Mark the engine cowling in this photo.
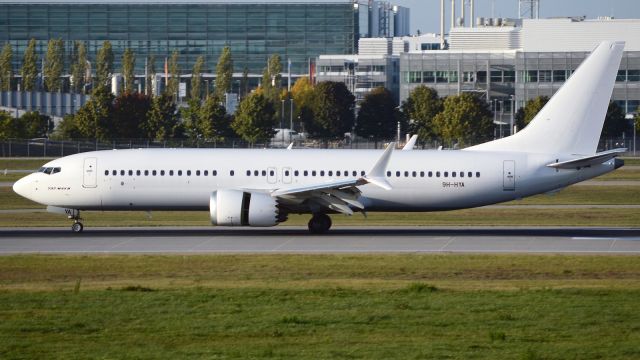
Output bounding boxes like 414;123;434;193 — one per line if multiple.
210;190;283;227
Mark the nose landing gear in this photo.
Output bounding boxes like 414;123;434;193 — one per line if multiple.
308;213;332;234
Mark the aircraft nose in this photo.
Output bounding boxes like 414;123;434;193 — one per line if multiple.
13;176;31;198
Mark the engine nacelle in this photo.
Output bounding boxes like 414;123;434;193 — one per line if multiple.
210;190;282;227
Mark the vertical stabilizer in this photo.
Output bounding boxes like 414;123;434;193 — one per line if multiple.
467;41;625;155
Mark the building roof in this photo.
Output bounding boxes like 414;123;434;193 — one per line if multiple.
0;0;353;4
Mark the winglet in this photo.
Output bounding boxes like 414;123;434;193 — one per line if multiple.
286;143;294;150
402;135;418;150
363;142;394;190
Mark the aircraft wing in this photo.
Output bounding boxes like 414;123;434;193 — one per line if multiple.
268;143;395;215
546;148;626;169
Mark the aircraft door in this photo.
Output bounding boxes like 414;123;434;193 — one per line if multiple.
282;167;292;184
267;167;277;184
503;160;515;191
83;157;98;188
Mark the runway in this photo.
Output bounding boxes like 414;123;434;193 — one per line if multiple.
0;226;639;254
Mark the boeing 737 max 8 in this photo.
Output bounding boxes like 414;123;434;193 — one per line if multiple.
13;41;627;233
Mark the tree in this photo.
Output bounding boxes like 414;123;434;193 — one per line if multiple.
0;111;20;139
215;46;233;99
401;86;442;141
145;55;156;97
182;98;202;141
53;114;83;140
165;50;180;99
515;96;549;130
70;41;88;94
240;67;249;98
199;94;231;141
144;93;179;140
191;55;205;100
19;111;53;138
21;39;38;91
0;43;12;91
44;39;64;92
75;85;114;140
112;92;152;138
96;40;114;88
232;92;276;144
291;76;314;120
305;81;355;139
432;92;493;146
356;87;399;139
122;48;136;93
601;101;630;139
268;54;282;90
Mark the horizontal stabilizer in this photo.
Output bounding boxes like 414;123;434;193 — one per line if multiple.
546;148;626;169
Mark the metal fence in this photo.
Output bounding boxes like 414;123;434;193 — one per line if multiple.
0;137;637;158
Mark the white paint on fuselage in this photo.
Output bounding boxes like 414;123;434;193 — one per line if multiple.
13;148;615;213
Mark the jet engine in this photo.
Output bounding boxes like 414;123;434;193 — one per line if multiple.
210;190;285;227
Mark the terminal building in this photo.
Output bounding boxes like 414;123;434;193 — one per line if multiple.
0;0;409;89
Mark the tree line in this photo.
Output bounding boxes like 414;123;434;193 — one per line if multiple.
0;39;637;145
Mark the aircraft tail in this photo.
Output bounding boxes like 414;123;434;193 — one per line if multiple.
467;41;625;155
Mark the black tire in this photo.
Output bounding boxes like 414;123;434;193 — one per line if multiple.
308;214;332;234
71;222;83;233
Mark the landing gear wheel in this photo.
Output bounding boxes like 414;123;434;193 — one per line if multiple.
71;222;83;233
308;214;332;234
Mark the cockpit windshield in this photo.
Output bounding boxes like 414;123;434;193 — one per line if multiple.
37;167;61;175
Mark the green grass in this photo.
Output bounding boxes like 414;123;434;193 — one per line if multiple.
0;173;27;182
595;167;640;180
0;254;638;359
620;157;640;166
0;158;55;170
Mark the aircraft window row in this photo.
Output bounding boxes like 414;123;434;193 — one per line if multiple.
386;170;481;178
37;167;61;175
244;170;367;177
104;169;219;177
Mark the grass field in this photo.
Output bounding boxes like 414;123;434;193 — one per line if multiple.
0;254;638;359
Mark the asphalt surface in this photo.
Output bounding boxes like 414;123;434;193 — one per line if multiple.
0;226;638;254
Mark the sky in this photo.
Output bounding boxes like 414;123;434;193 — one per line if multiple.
392;0;640;35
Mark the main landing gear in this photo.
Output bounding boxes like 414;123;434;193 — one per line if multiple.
308;213;332;234
69;211;84;233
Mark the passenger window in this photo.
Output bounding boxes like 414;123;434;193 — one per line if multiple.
120;170;125;176
213;170;217;176
420;171;424;177
460;172;464;178
444;172;448;178
269;170;274;176
352;171;357;176
360;171;365;176
128;170;133;176
112;170;117;176
230;170;235;176
337;171;341;176
404;171;409;177
187;170;191;176
152;170;157;176
137;170;141;176
178;170;182;176
104;170;109;176
436;171;440;177
169;170;174;176
285;170;290;176
294;170;299;176
246;170;251;176
476;172;480;178
386;171;391;177
261;170;266;176
396;171;400;177
468;172;472;178
161;170;165;176
144;170;149;176
412;171;417;177
304;170;308;176
254;170;259;176
428;171;433;177
312;171;317;176
320;170;325;176
204;170;209;176
196;170;200;176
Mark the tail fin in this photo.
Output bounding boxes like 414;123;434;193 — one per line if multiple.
467;41;625;155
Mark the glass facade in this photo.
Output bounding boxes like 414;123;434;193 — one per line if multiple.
0;1;358;75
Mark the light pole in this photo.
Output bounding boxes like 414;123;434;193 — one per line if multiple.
281;99;285;143
510;94;515;135
492;99;497;139
289;98;293;131
626;113;636;156
499;100;504;138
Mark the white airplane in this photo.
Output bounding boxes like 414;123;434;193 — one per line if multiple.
13;41;626;234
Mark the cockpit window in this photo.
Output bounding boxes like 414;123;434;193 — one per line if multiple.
37;167;61;175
